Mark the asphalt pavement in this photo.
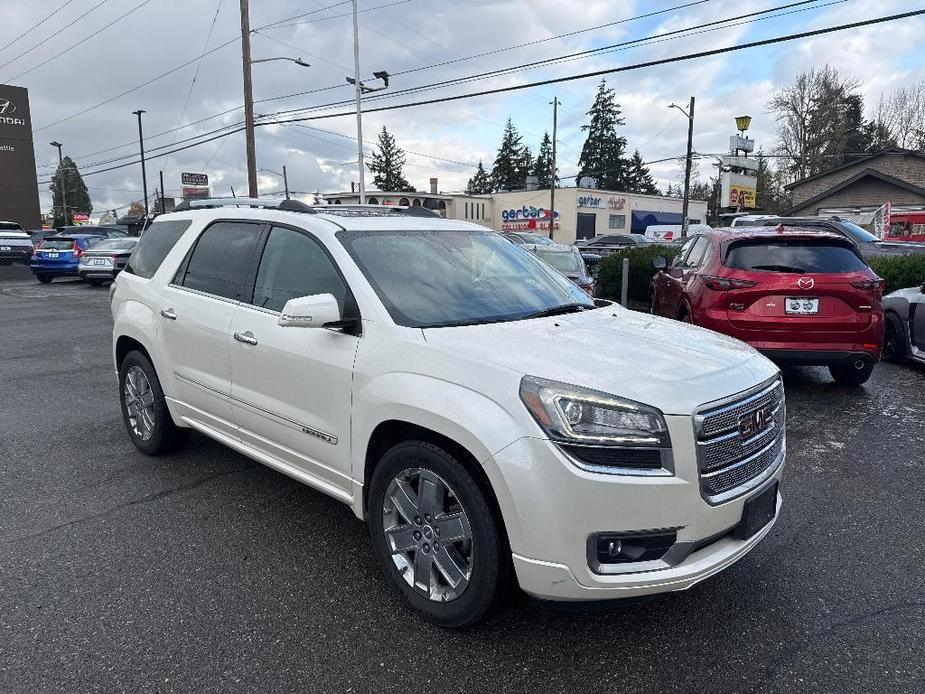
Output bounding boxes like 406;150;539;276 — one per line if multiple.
1;264;923;694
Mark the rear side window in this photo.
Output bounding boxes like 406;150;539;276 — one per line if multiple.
180;221;262;300
125;220;192;278
725;240;868;273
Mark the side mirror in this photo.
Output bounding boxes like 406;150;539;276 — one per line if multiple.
653;256;668;270
278;293;341;328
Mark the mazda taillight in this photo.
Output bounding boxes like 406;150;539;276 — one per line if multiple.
703;275;756;291
851;278;885;292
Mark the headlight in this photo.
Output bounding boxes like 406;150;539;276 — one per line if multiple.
519;376;672;474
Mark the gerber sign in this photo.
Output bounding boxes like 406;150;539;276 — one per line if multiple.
0;84;41;229
500;205;560;232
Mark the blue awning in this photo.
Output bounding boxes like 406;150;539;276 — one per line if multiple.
631;210;682;233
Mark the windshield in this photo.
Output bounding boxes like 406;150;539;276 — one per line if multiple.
533;248;582;274
725;240;868;273
338;229;594;328
88;238;136;251
516;233;555;245
837;221;879;244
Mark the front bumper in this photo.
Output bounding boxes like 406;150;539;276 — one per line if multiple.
488;420;785;602
0;249;33;265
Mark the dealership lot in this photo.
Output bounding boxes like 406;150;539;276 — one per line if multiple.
1;264;923;694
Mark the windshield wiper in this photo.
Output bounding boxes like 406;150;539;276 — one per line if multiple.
749;264;806;273
522;303;590;319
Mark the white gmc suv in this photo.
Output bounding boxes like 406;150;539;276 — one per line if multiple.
111;199;785;627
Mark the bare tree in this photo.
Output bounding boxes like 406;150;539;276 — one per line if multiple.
768;66;864;181
873;80;925;149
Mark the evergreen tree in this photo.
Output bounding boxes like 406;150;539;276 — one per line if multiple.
465;161;492;195
50;156;91;226
625;150;659;195
517;145;533;187
367;126;415;191
491;118;526;191
577;80;629;190
754;152;789;214
532;132;555;188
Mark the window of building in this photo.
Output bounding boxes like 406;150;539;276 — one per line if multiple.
608;214;626;230
368;197;379;205
251;226;347;313
465;202;469;219
180;222;262;300
399;198;410;206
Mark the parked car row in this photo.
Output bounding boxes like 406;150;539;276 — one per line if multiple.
24;226;137;285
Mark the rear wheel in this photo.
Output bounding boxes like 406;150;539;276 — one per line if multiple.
36;274;52;283
368;441;509;628
830;359;874;386
882;313;907;363
118;350;190;455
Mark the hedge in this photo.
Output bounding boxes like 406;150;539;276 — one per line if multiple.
595;245;925;303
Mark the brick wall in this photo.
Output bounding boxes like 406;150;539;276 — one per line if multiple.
789;153;925;210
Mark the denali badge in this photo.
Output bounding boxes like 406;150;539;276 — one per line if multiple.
738;404;773;440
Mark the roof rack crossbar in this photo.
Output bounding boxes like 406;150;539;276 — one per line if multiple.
173;197;316;213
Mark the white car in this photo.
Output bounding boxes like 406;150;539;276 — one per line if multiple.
111;198;786;627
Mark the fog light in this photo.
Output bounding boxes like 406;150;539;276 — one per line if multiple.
592;530;677;565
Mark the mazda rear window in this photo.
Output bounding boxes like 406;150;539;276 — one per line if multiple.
125;220;192;278
725;240;867;273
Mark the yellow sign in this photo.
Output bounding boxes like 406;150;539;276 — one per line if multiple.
729;183;756;208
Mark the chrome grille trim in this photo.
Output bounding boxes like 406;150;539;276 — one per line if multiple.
694;375;786;504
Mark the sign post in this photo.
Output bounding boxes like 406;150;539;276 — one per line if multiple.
181;172;210;200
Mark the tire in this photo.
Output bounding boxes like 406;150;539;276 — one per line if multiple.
87;278;104;286
677;304;692;323
829;359;875;386
118;350;190;455
882;313;907;364
368;440;510;628
36;274;52;283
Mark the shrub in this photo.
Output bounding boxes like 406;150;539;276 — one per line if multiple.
867;253;925;293
596;244;677;304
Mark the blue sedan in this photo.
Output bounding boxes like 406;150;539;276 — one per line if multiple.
30;234;104;283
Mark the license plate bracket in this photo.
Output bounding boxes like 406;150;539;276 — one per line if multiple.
734;482;778;540
785;297;819;315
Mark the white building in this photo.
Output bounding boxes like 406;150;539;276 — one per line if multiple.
323;180;708;245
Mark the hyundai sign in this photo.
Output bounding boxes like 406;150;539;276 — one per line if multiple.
0;84;41;228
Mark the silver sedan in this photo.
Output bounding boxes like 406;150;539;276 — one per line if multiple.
883;284;925;365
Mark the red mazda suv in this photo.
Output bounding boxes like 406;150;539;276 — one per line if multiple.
650;227;885;385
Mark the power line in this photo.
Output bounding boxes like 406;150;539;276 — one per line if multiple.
38;9;924;184
5;0;157;83
0;0;80;54
260;0;412;30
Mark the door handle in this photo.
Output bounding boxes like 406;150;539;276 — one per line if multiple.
160;308;177;320
234;331;258;346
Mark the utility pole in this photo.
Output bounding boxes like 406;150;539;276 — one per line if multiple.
549;97;559;241
132;110;149;222
681;96;695;238
283;164;290;200
240;0;258;198
159;170;166;214
50;141;68;224
351;0;366;204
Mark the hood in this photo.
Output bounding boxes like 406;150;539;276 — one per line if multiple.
422;305;778;415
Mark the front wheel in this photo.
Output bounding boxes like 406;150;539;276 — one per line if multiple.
118;350;190;455
36;274;52;283
368;441;509;628
86;278;104;286
830;359;874;386
882;313;906;363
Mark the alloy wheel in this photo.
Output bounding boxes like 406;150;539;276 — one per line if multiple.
124;365;156;441
382;468;473;603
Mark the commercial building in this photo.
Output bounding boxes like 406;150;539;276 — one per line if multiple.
786;148;925;223
0;84;41;229
324;179;707;245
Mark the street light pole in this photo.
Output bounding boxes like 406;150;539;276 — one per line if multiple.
351;0;366;204
50;141;68;224
669;96;695;238
132;110;149;222
240;0;258;198
549;96;559;241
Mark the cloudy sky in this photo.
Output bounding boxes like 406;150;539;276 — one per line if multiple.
1;0;922;217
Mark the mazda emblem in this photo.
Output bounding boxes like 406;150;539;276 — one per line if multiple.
797;276;815;290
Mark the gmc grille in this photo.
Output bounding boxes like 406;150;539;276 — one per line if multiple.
694;377;785;504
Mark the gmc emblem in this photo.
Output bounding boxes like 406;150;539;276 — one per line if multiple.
738;404;773;440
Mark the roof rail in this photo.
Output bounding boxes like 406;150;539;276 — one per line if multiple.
173;197;316;213
318;204;440;218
